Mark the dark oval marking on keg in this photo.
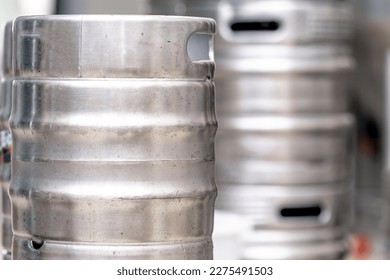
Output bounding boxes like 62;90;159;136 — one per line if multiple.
31;239;44;250
280;206;322;218
230;20;280;32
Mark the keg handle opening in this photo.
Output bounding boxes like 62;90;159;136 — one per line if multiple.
217;0;287;43
279;205;322;218
230;20;281;32
186;33;214;62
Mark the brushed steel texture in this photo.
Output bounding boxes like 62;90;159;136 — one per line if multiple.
10;15;217;260
1;21;13;261
13;15;215;79
216;74;350;115
11;81;216;242
216;115;355;185
13;237;212;260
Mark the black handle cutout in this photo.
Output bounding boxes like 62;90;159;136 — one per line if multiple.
280;206;322;218
31;240;44;250
230;21;280;32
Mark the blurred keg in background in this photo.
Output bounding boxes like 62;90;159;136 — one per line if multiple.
0;22;12;261
150;0;355;259
10;15;217;259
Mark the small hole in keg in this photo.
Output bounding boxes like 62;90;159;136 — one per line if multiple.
187;33;213;62
280;206;322;218
31;240;44;250
230;21;280;32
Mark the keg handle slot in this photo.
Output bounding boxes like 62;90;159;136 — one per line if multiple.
186;33;214;62
280;205;322;218
230;20;281;32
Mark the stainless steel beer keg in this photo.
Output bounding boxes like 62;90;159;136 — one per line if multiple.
150;0;355;259
10;15;217;260
1;21;13;261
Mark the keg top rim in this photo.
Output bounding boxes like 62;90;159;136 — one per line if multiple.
13;14;216;79
14;14;216;25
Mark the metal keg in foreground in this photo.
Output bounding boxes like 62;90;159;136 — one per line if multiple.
10;15;217;260
150;0;355;259
1;22;13;261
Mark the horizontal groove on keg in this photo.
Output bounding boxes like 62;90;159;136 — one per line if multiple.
230;21;280;32
280;206;322;218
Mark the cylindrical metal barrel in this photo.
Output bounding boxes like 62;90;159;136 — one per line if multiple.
149;0;355;259
10;15;217;260
1;21;13;261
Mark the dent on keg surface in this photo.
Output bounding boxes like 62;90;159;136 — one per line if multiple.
149;0;355;260
10;15;217;260
1;21;13;261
